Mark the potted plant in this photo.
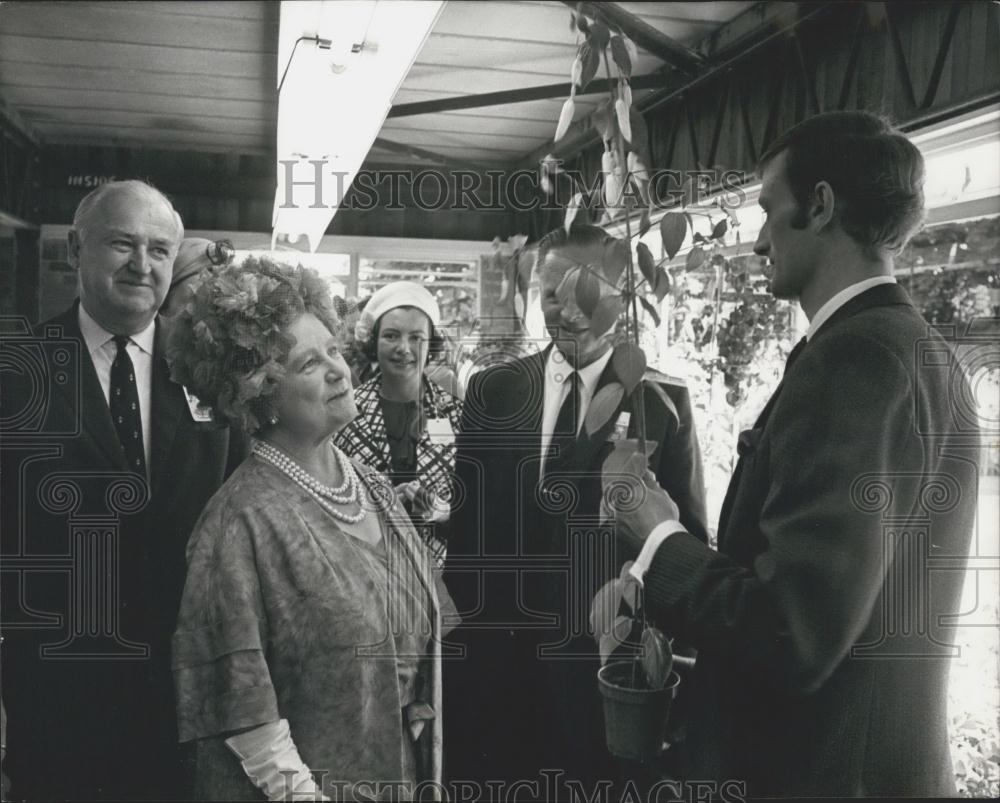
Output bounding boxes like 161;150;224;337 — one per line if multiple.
590;554;680;762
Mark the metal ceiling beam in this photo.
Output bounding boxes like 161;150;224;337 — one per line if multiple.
567;1;706;76
371;137;484;173
387;73;666;118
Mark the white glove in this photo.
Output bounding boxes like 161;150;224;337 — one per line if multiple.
225;719;328;801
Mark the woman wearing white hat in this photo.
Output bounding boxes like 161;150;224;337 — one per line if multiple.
334;282;463;566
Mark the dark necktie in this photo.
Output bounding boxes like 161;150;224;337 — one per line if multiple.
110;335;146;476
547;370;581;468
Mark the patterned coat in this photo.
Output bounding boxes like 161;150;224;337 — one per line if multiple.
335;374;463;565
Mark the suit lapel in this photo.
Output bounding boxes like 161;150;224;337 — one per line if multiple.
718;282;916;540
48;304;128;470
150;318;184;495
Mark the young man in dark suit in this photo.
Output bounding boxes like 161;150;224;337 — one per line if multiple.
1;181;242;800
609;112;982;797
443;225;708;797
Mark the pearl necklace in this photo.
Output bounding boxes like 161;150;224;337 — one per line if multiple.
253;440;366;524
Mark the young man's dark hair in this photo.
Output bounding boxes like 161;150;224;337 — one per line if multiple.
758;111;925;256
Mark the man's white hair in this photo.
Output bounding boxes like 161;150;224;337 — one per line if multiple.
72;180;184;243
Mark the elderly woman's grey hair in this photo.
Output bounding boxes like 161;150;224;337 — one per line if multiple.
72;180;184;243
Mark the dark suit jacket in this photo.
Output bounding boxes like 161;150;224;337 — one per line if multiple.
443;345;708;790
1;303;243;800
641;284;980;796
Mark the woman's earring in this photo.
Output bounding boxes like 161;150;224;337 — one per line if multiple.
268;414;279;426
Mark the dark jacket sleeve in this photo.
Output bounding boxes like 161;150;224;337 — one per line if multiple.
443;369;487;612
653;380;709;544
642;334;923;696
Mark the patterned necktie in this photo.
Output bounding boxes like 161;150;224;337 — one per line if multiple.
548;370;581;467
109;335;146;476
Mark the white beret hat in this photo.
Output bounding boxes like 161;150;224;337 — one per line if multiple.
355;281;441;343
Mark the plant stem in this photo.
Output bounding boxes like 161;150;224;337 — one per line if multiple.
603;46;647;456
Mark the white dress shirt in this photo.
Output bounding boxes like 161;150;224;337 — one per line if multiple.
539;345;613;478
78;304;155;470
629;275;900;585
807;275;897;340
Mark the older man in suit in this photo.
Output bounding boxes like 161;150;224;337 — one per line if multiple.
1;180;242;800
609;112;982;797
444;224;708;797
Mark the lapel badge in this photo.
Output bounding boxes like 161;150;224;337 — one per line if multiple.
425;416;455;445
182;386;214;422
608;411;631;442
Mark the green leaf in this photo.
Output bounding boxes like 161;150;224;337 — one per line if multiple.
645;378;679;422
639;295;661;326
602;438;656;483
638;208;652;237
618;561;640;612
660;212;687;259
609;35;632;77
589;20;610;49
599;615;634;665
590;577;622;646
565;192;584;234
580;41;600;90
653;268;670;303
685;245;707;271
636;241;656;287
601;237;629;286
591;99;614;141
575;265;601;318
612;341;646;394
711;217;729;240
590;294;624;338
584;381;625;435
576;12;590;34
640;627;673;689
627;107;648;152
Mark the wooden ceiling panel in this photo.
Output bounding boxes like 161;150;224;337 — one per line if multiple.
382;114;558;139
7;87;276;122
21;107;273;137
0;2;748;169
35;123;271;151
0;60;271;102
431;1;578;44
379;128;535;153
0;34;275;79
416;33;576;71
0;1;277;52
101;1;275;21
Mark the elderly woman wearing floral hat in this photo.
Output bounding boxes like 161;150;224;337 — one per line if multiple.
167;258;453;801
334;282;463;566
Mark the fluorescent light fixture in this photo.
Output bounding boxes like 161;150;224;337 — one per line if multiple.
272;0;443;252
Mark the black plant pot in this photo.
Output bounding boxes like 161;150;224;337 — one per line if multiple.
598;659;681;762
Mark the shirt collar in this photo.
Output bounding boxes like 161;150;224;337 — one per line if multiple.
807;276;896;341
78;303;156;356
546;345;613;396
